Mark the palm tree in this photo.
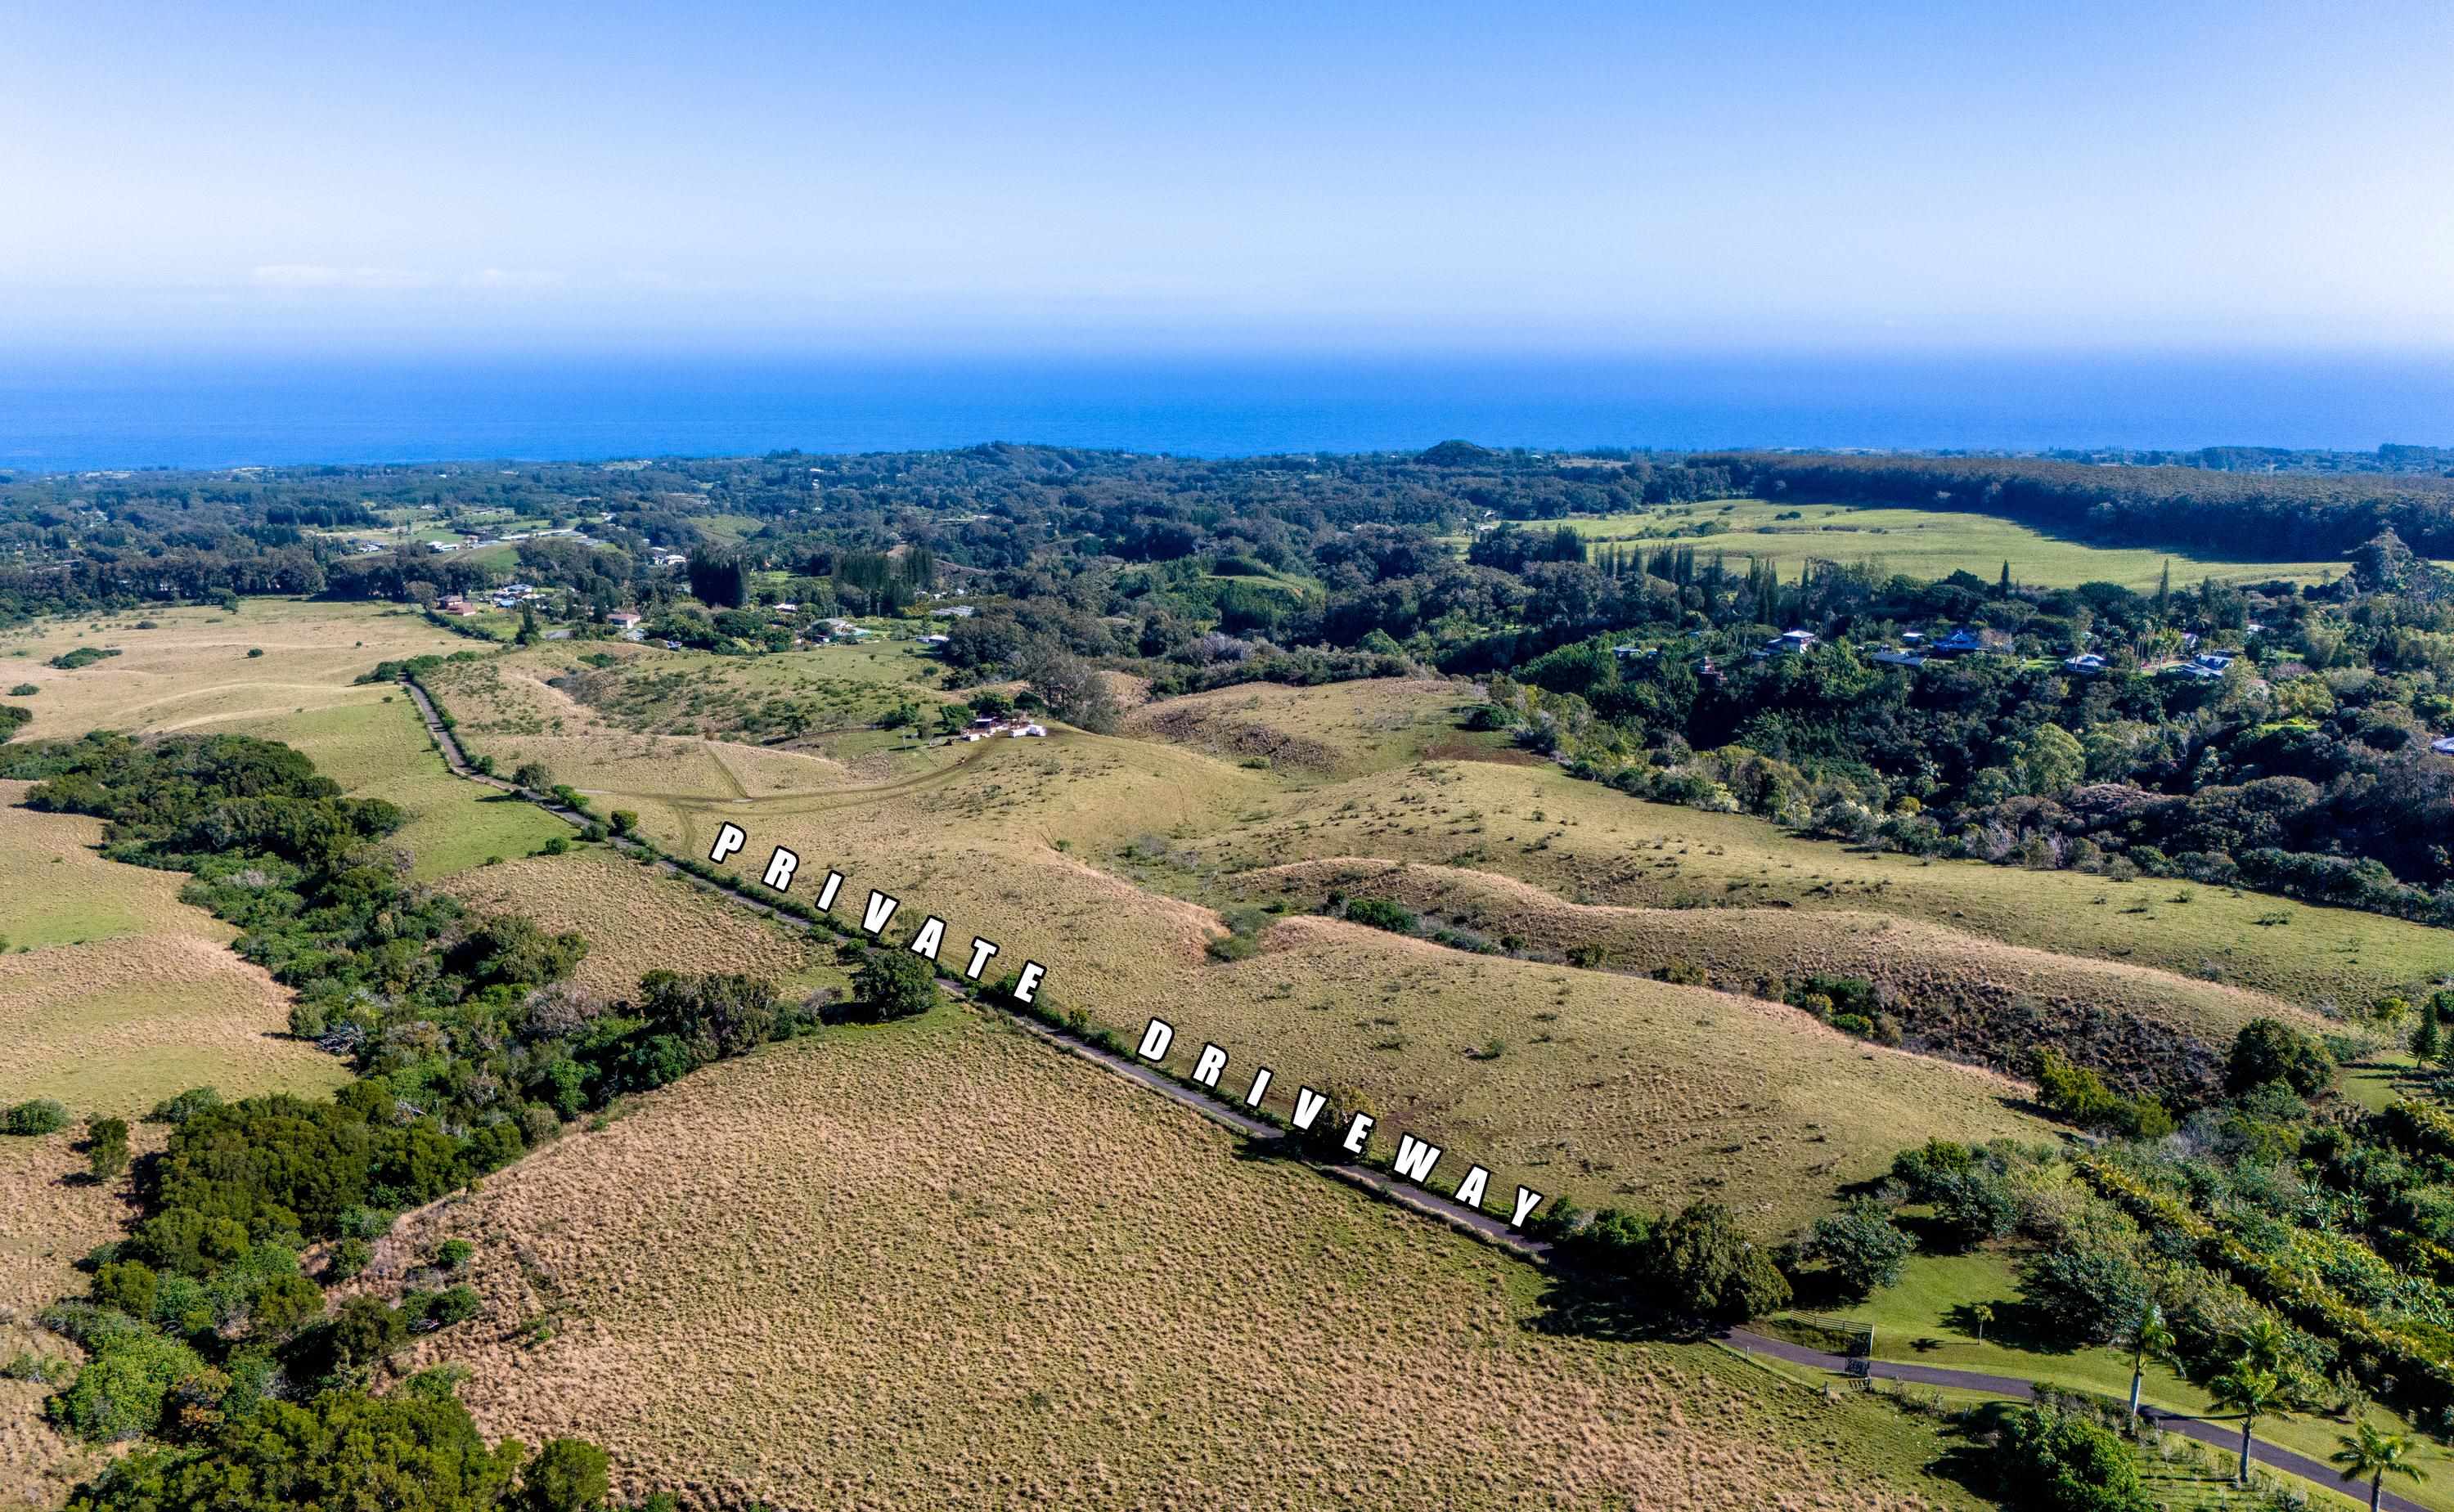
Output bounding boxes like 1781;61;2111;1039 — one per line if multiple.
2211;1360;2288;1487
2127;1304;2176;1419
2333;1420;2427;1512
1970;1303;1993;1344
2237;1316;2294;1375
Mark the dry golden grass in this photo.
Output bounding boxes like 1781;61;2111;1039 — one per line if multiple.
1233;859;2331;1092
0;599;459;743
442;850;834;998
1180;752;2453;1009
0;1134;140;1508
373;1011;1976;1511
1120;676;1476;775
0;784;348;1119
525;737;2053;1229
1203;914;2043;1230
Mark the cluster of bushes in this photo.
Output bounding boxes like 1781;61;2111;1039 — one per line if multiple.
1967;1395;2155;1512
2033;1048;2176;1139
1783;974;1898;1043
65;1372;631;1512
0;729;807;1504
1535;1198;1792;1326
1833;1020;2454;1433
1336;895;1419;935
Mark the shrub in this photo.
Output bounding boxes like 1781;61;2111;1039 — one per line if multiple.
326;1237;372;1281
1646;1200;1791;1322
2033;1048;2169;1137
146;1087;222;1125
47;1331;209;1442
85;1116;131;1181
245;648;264;658
608;810;639;837
1890;1138;1975;1198
537;836;570;857
2227;1017;2336;1097
2019;1246;2154;1347
425;1285;481;1329
848;949;937;1022
8;683;35;697
329;1294;408;1366
90;1262;160;1321
523;1437;613;1512
1342;897;1418;934
435;1238;475;1270
1928;1169;2020;1250
3;1099;70;1136
1978;1404;2154;1512
1802;1198;1910;1298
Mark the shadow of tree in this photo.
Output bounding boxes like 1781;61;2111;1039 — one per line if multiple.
1517;1265;1709;1344
1942;1297;2079;1355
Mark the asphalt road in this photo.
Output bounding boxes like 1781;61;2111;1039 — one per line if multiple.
1725;1329;2411;1511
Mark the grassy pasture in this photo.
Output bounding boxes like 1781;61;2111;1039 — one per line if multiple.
0;783;348;1118
196;696;571;879
1222;859;2329;1095
1172;747;2452;1010
424;641;955;776
0;598;461;743
1119;676;1495;777
1554;499;2351;590
371;1009;1978;1511
442;849;839;999
0;1135;133;1506
498;727;2055;1230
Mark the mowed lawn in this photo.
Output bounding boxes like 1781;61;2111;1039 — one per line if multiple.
372;1008;1980;1512
1779;1247;2454;1511
1557;499;2353;590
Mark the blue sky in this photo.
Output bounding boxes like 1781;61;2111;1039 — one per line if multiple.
6;0;2450;356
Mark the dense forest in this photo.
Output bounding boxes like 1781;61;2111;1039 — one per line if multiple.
7;442;2452;621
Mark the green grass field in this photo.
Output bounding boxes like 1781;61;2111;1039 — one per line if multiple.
1782;1248;2454;1510
227;698;573;878
1553;500;2353;590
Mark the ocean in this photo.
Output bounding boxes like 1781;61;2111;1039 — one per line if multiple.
1;350;2448;472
